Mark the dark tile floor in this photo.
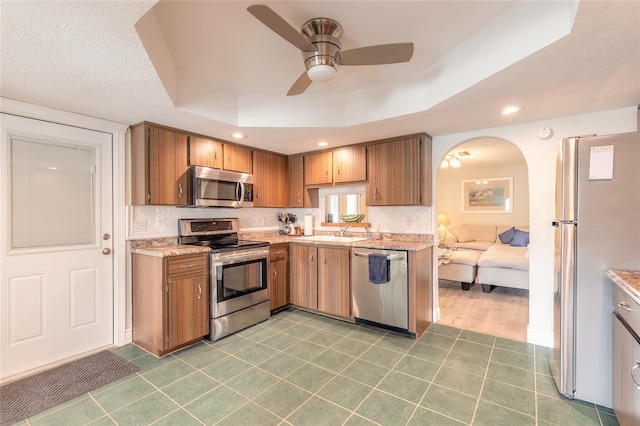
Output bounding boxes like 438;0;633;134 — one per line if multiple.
20;308;618;425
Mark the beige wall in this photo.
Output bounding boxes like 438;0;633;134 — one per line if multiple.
437;162;530;227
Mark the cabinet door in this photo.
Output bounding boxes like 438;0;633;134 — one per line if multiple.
270;244;290;310
190;135;222;169
270;259;289;310
333;146;367;183
148;126;189;205
317;247;350;317
304;152;333;185
253;151;287;207
223;144;252;173
290;245;317;309
612;314;640;426
367;137;422;206
167;274;208;349
288;156;306;207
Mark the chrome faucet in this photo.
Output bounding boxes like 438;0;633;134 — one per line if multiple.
364;227;369;239
339;225;350;236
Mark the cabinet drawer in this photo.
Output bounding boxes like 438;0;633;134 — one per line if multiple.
168;254;208;278
270;246;289;262
613;284;640;335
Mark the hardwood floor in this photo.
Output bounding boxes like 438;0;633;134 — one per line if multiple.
438;279;529;342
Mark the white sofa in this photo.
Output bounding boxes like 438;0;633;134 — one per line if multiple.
441;224;529;292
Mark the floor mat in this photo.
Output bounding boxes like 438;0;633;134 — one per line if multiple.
0;350;138;425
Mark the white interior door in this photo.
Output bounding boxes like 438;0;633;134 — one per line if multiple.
0;113;113;380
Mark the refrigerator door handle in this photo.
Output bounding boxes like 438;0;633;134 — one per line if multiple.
552;220;578;227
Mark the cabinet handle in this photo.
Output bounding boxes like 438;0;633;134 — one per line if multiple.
297;191;301;203
619;302;634;312
197;283;202;299
214;150;218;161
323;256;327;264
273;250;284;255
337;166;341;177
310;254;314;262
325;168;329;180
178;183;183;198
256;191;260;201
228;154;232;164
632;360;640;389
180;263;197;269
273;267;277;280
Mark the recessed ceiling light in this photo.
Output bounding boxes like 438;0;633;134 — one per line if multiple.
317;141;329;147
502;105;521;115
231;132;246;139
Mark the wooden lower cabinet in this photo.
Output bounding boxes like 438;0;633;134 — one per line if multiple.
612;313;640;425
133;252;209;356
290;244;350;318
290;245;318;309
269;244;290;311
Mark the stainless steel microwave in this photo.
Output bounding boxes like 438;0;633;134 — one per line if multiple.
188;166;254;207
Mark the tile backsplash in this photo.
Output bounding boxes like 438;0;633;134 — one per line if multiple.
128;205;435;240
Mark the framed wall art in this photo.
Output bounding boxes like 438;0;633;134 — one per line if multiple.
461;177;513;213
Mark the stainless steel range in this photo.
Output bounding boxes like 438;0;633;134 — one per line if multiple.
178;218;270;341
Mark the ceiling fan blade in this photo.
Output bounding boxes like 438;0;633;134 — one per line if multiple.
247;4;317;53
337;43;414;65
287;71;312;96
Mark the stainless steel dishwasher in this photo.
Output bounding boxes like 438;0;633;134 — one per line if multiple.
352;248;409;334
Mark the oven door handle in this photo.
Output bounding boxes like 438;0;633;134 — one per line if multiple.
214;251;269;266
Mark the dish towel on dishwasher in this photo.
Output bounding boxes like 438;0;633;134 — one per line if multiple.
368;254;389;284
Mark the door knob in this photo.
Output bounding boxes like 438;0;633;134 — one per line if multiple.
103;233;111;240
102;248;112;255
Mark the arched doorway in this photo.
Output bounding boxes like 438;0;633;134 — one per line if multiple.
435;137;530;342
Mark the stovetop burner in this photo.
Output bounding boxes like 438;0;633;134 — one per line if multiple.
177;218;269;252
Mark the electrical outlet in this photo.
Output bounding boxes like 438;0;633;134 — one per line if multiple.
133;220;146;233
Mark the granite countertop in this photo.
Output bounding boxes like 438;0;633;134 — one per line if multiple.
607;269;640;304
129;232;434;255
252;236;432;251
131;244;211;258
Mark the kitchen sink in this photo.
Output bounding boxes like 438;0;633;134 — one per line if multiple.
295;235;367;243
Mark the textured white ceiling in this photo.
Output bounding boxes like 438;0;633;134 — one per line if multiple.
1;1;638;155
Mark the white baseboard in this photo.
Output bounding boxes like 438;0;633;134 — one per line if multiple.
433;307;441;323
527;325;553;347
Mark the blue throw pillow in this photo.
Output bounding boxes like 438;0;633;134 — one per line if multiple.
499;227;516;244
510;230;530;247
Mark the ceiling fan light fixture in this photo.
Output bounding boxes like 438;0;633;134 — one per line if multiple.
307;64;337;82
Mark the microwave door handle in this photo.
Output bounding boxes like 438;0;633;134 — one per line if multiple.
237;180;245;204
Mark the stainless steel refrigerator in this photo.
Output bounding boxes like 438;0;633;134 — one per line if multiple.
551;132;640;407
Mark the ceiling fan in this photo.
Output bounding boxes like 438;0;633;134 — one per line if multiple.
247;4;415;96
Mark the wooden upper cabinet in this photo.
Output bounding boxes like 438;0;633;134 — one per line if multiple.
303;147;367;186
333;146;367;183
223;144;252;173
367;134;431;206
189;136;222;169
304;152;333;185
253;150;287;207
288;156;305;207
130;123;189;206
